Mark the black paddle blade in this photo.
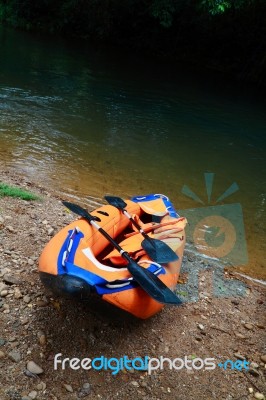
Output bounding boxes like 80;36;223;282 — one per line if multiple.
62;201;100;222
104;195;127;210
142;238;179;264
127;259;182;305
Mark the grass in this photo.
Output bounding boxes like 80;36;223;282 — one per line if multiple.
0;182;40;201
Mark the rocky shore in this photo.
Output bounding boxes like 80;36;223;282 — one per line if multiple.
0;168;265;400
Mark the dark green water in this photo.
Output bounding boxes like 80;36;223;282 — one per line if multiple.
0;27;265;279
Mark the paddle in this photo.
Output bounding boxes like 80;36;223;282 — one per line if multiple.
104;195;178;264
62;201;181;305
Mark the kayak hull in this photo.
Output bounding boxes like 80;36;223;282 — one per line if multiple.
39;194;186;319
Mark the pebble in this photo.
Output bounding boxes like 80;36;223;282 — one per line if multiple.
28;391;37;399
0;350;5;358
47;227;54;236
8;350;21;362
38;334;46;346
28;259;34;266
23;295;31;304
78;382;91;398
14;289;23;299
27;361;44;375
254;393;265;400
36;300;48;307
3;274;20;285
36;382;46;391
131;381;140;387
198;324;204;331
234;332;246;339
231;299;239;305
244;323;254;330
0;290;8;297
0;283;7;292
0;338;6;346
234;353;246;361
6;225;15;232
63;384;74;393
250;362;259;369
195;337;202;342
249;368;260;377
260;355;266;363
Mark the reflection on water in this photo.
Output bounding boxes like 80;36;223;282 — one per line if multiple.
0;27;265;279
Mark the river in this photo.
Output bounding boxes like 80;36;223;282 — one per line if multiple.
0;27;265;279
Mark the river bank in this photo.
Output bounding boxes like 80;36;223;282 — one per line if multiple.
0;167;265;400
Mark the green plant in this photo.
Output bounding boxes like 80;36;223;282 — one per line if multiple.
0;182;40;201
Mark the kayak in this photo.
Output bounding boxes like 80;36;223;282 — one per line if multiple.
39;194;186;319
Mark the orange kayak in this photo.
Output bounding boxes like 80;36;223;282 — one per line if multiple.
39;194;186;319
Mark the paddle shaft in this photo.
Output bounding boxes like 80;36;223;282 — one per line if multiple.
122;209;151;241
90;219;130;262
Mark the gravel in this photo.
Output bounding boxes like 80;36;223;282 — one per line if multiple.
0;168;265;400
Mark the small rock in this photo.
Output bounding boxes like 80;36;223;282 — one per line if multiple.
21;318;29;325
63;384;73;393
38;334;46;346
249;387;254;393
131;381;139;387
244;323;254;330
83;383;90;389
0;283;7;292
36;382;46;391
0;350;5;358
234;353;246;361
0;338;6;346
78;382;91;398
235;332;246;339
23;295;31;304
254;393;265;400
47;228;54;236
8;350;21;362
3;274;20;285
28;391;37;399
36;300;48;307
28;259;35;265
260;355;266;363
250;362;259;369
14;289;23;299
231;299;239;305
0;290;8;297
249;368;260;377
6;225;15;232
27;361;43;375
198;324;204;331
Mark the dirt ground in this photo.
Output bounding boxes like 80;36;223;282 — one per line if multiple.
0;168;265;400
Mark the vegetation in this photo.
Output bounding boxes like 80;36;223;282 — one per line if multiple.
0;0;265;83
0;183;39;201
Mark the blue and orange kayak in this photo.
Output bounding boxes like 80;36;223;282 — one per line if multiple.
39;194;186;319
